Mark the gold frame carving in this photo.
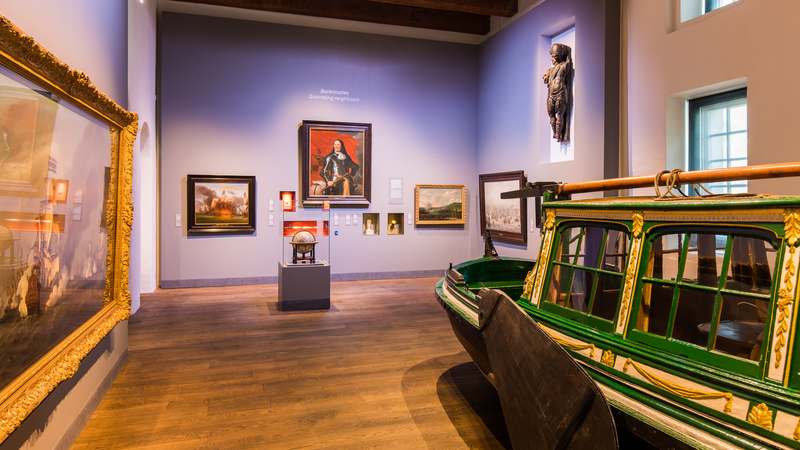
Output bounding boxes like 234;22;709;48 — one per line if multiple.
0;15;136;442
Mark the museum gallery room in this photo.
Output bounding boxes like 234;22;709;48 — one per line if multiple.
5;0;800;449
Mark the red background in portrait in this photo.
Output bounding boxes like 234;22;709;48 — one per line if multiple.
308;129;364;188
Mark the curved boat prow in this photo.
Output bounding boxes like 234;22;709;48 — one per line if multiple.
478;288;619;450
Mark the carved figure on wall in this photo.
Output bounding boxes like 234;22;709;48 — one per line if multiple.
542;43;573;143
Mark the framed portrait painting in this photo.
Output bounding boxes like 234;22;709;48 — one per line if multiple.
479;171;527;245
415;184;466;226
187;175;256;235
299;120;371;208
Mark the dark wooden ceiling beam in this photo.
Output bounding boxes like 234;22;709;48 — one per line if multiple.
174;0;491;34
366;0;517;17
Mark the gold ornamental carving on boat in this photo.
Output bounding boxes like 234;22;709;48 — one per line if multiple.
601;349;615;366
747;403;773;431
543;329;595;358
616;212;644;334
543;209;556;230
631;211;644;238
522;266;536;300
774;209;800;369
794;418;800;441
622;358;733;413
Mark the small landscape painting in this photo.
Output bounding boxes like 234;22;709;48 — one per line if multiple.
415;184;466;226
187;175;255;235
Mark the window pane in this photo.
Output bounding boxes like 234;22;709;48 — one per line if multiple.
636;281;673;336
714;294;768;361
592;272;622;321
647;234;683;281
567;269;593;313
704;107;726;135
729;104;747;131
547;263;571;305
707;135;727;161
673;287;717;347
682;234;727;288
729;132;746;159
602;229;629;272
725;236;777;295
558;227;583;264
576;226;604;268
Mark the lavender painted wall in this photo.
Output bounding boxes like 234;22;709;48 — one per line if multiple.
476;0;619;259
159;13;479;283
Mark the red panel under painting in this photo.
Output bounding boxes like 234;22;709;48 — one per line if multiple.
283;220;317;237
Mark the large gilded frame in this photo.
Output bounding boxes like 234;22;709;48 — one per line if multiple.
0;16;136;442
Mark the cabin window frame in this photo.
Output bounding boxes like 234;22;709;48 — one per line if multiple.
627;224;781;378
541;220;632;332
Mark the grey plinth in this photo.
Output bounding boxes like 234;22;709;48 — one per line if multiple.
278;262;331;311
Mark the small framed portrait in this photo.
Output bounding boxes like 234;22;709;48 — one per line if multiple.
414;184;466;226
187;175;255;236
299;120;371;208
280;190;296;212
479;171;527;245
387;213;404;235
362;213;379;235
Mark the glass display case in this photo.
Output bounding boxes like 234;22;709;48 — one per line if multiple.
278;192;331;311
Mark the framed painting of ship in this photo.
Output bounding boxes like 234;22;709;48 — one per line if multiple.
479;171;527;245
299;120;371;208
187;175;256;236
415;184;466;226
0;14;137;442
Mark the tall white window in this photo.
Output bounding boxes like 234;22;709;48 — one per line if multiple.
689;88;747;194
680;0;738;22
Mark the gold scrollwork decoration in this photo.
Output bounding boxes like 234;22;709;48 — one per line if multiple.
0;14;137;443
772;210;800;370
616;212;644;333
774;248;796;367
747;403;774;431
631;211;644;238
543;329;596;358
794;418;800;441
522;267;536;300
622;358;733;413
601;349;615;366
785;209;800;247
543;209;556;230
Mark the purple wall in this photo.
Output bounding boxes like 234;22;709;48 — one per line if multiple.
159;13;479;283
476;0;619;258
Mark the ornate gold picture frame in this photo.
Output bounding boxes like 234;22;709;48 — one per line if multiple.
0;16;136;442
414;184;467;226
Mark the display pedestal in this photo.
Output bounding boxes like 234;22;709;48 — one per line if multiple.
277;262;330;311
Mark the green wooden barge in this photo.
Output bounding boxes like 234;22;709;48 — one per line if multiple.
436;163;800;449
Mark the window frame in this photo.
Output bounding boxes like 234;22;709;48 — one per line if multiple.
627;225;781;378
688;87;748;194
541;220;632;332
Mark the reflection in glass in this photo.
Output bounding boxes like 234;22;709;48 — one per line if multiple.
0;65;110;387
672;287;716;347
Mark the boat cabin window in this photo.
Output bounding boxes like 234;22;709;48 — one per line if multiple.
634;229;778;363
546;223;630;323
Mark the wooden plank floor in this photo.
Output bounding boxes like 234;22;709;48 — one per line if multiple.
71;278;510;450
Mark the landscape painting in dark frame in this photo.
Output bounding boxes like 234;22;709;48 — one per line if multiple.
299;120;371;208
187;175;256;236
479;171;527;245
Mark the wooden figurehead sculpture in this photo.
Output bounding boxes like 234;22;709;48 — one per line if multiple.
543;43;573;143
